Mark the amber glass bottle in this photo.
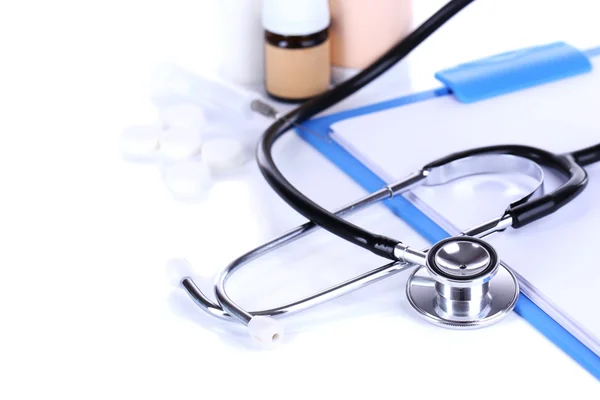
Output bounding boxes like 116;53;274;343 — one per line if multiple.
262;0;331;102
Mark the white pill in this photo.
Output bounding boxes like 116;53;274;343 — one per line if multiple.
162;159;212;201
201;138;248;173
162;103;207;130
120;124;160;162
159;127;203;162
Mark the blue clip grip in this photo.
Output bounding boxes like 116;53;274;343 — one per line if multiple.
435;42;592;103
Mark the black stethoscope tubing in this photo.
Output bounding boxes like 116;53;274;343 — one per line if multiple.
255;0;600;261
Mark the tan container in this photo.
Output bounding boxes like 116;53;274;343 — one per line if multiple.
262;0;331;102
264;34;331;102
329;0;413;69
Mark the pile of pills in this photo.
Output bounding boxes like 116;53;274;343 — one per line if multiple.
121;102;251;201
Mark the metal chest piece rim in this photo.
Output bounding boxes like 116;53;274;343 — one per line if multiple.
405;236;519;329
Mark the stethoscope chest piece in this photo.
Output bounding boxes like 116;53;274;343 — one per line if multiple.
406;237;519;329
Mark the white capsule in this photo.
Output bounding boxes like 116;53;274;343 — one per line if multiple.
120;124;161;162
162;159;213;201
201;137;249;173
162;103;207;131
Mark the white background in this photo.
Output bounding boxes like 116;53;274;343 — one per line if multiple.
1;0;599;399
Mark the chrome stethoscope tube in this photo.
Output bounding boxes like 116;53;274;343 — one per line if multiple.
180;153;540;327
181;170;427;322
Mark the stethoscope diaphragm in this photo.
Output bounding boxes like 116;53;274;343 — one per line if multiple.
406;237;519;329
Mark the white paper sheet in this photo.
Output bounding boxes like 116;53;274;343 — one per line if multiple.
330;56;600;355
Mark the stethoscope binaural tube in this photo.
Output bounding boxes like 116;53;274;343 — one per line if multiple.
571;143;600;167
422;144;589;228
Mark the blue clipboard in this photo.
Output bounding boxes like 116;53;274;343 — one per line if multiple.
295;43;600;379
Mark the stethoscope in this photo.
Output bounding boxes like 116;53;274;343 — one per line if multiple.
176;0;600;348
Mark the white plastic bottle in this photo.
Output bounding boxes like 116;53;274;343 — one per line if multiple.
216;0;265;85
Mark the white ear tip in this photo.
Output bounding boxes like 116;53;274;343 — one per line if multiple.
166;258;194;287
247;316;284;350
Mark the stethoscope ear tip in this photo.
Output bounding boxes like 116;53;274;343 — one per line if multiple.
247;316;284;350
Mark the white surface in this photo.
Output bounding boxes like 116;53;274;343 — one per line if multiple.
2;0;600;399
262;0;330;36
165;258;195;287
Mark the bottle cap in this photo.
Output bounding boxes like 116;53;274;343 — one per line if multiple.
262;0;330;36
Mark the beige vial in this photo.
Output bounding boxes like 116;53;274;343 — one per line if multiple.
262;0;331;102
328;0;412;83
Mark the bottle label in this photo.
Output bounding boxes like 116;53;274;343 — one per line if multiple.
265;40;331;100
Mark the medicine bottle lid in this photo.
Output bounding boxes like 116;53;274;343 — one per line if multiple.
262;0;330;36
